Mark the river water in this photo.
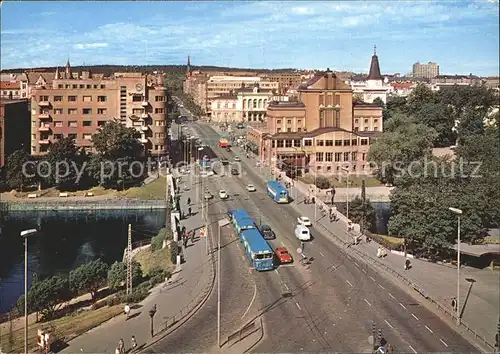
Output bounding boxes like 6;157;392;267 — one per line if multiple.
0;203;391;314
0;209;166;314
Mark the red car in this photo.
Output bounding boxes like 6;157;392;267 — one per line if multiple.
275;247;293;264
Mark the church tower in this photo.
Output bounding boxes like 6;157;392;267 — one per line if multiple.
367;45;382;83
186;55;191;77
65;58;72;79
362;45;388;104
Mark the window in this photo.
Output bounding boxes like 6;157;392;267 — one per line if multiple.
68;133;77;140
54;108;63;114
364;119;368;124
132;95;142;102
352;139;357;146
335;152;341;162
374;118;378;123
155;120;165;126
83;96;92;102
344;152;350;161
316;140;324;146
354;118;359;124
97;96;107;102
68;121;77;128
287;119;292;124
325;152;333;162
83;108;92;115
232;103;236;109
97;108;107;114
334;140;342;146
155;108;165;114
58;84;64;89
304;139;312;146
352;152;358;161
54;96;63;102
276;119;281;124
83;133;92;140
285;140;292;147
72;84;78;89
155;96;165;102
319;95;324;105
293;139;301;147
362;153;367;161
277;128;282;133
31;134;36;140
272;140;276;148
224;102;228;109
374;126;378;131
297;127;302;132
97;121;106;127
54;134;63;140
68;96;77;102
335;111;340;127
68;108;77;114
325;140;333;146
86;85;91;89
83;121;92;127
298;119;302;124
132;108;143;114
54;121;63;127
316;152;324;162
155;133;166;138
253;101;257;108
31;121;36;127
354;127;359;132
343;140;350;146
39;95;49;101
361;139;368;145
79;84;84;89
287;128;291;132
101;85;105;89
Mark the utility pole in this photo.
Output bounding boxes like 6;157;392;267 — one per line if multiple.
126;224;132;295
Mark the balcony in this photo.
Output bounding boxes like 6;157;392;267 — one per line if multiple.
38;101;50;107
141;125;149;132
141;100;149;107
141;113;149;119
38;125;51;132
139;137;149;144
38;113;51;119
39;139;51;145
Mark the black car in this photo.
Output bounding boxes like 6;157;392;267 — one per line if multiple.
259;224;275;240
231;168;239;175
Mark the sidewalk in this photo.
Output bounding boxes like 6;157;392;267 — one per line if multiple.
288;176;499;349
61;174;214;353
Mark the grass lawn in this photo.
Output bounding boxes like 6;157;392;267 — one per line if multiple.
299;174;383;188
118;177;167;200
135;246;174;277
483;236;500;244
374;234;405;247
0;305;122;353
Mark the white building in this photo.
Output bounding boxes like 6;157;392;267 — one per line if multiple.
0;73;29;99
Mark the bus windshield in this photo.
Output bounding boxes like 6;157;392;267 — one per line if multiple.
254;252;273;260
279;191;287;197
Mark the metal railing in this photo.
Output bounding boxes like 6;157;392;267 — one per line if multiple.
0;199;167;211
312;219;496;351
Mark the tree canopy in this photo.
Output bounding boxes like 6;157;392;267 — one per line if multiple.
69;259;109;301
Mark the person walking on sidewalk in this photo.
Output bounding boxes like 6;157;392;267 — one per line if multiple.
131;335;137;350
187;197;191;205
118;338;124;354
124;304;130;320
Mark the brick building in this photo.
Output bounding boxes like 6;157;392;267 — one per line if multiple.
30;61;168;155
0;99;30;167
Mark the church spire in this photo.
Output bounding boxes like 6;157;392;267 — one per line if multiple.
186;55;191;77
55;67;60;79
65;58;72;79
367;45;382;81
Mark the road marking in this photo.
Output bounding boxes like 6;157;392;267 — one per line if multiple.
411;313;419;321
399;302;407;310
241;255;245;261
281;241;285;246
388;293;395;299
353;261;359;267
274;269;279;274
361;269;367;274
384;319;394;329
284;284;289;290
409;345;417;354
369;276;376;281
346;280;353;287
241;284;257;319
295;302;302;311
378;284;385;289
439;339;448;347
364;299;372;307
346;255;352;260
425;325;433;333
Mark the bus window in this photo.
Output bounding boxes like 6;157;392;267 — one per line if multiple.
280;191;287;197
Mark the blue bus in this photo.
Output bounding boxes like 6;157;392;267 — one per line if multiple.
229;209;274;271
266;180;289;203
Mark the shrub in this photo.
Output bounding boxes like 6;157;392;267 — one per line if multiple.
151;228;167;251
169;243;179;264
107;261;143;292
148;266;166;279
315;176;331;189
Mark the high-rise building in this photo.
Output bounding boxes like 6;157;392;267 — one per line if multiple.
30;60;168;156
412;62;440;78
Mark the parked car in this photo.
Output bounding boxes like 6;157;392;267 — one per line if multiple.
297;216;312;227
219;190;229;199
275;247;293;264
259;224;275;240
231;168;239;175
246;184;256;192
204;192;213;200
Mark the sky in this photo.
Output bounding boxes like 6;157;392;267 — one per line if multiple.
1;1;499;76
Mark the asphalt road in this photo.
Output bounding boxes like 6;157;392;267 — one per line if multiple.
190;120;479;353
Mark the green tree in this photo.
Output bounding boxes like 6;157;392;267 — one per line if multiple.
16;276;72;320
69;259;109;301
43;137;84;190
4;149;34;191
406;84;438;115
367;113;437;185
348;196;375;232
107;261;143;292
413;102;455;147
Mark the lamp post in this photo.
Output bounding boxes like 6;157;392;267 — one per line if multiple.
21;228;37;354
148;305;157;337
448;207;462;325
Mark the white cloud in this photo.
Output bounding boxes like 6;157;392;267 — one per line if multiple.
291;6;314;15
74;42;108;50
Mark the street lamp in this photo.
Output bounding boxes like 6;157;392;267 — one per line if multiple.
21;228;37;354
448;207;462;325
148;304;157;337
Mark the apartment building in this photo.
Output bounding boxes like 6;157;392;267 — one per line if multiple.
30;61;168;155
0;99;30;167
260;72;304;95
412;62;440;79
247;69;383;175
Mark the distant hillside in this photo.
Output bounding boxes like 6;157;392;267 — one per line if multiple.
1;64;301;75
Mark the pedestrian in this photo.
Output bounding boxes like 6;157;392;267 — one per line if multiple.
118;338;124;354
188;206;192;216
115;347;120;354
124;304;130;320
131;335;137;350
404;258;411;270
187;197;191;205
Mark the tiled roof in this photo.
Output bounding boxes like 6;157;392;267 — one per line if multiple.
0;81;20;89
26;72;56;85
367;54;383;81
267;100;305;108
270;127;380;139
212;95;237;100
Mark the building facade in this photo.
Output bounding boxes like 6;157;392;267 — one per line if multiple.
412;62;440;78
30;61;168;156
0;100;30;167
349;47;389;104
247;69;383;175
0;73;29;99
260;72;305;95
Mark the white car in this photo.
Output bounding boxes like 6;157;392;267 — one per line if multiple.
297;216;312;227
204;192;213;200
219;190;229;199
233;156;241;162
246;184;256;192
